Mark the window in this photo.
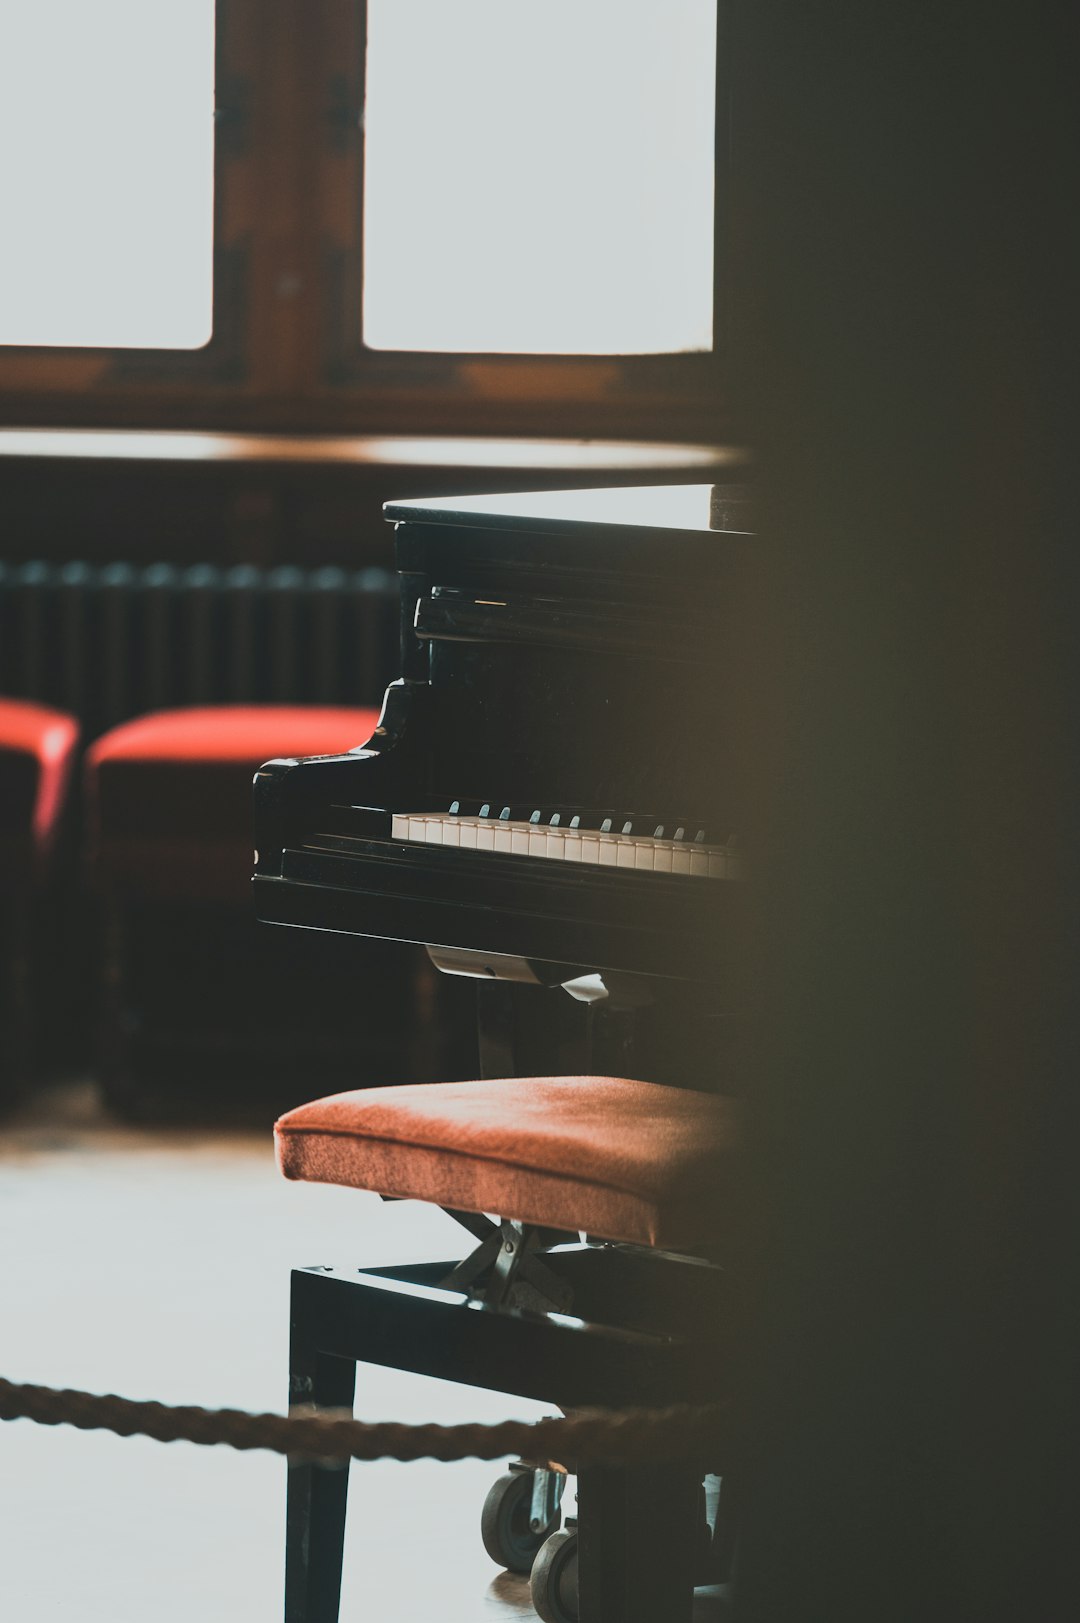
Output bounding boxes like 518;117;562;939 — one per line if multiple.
0;0;215;350
362;1;717;356
0;1;731;439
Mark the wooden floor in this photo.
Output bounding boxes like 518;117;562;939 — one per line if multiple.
0;1082;724;1621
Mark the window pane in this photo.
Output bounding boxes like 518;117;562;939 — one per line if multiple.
0;0;215;349
363;1;716;356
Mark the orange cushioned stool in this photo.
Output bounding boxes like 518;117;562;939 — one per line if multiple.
0;699;80;1103
85;705;380;1114
86;705;379;902
276;1076;739;1623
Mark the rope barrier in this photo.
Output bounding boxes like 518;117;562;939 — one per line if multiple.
0;1377;726;1467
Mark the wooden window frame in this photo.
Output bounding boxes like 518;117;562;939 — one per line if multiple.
0;0;734;441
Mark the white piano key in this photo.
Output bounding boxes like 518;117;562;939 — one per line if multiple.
389;810;744;880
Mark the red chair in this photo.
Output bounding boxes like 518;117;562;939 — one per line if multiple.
275;1075;738;1623
85;705;381;1115
86;706;379;902
0;699;80;1103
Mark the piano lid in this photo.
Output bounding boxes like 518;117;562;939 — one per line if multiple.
383;483;753;542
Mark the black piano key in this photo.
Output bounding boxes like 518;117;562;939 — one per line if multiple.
415;799;722;848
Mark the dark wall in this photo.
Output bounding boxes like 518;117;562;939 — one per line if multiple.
0;446;735;570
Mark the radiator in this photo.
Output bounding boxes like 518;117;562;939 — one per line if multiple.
0;560;399;740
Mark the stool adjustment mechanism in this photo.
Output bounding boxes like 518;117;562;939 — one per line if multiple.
439;1215;574;1314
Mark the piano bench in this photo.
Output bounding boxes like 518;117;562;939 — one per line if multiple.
0;699;80;1105
275;1076;739;1622
276;1075;739;1253
83;705;380;1116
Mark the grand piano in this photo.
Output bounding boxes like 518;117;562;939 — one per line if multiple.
253;483;753;1084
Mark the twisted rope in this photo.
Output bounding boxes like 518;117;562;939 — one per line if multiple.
0;1377;726;1467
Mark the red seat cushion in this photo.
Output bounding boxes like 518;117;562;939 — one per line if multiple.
275;1077;741;1252
85;704;379;900
0;699;80;886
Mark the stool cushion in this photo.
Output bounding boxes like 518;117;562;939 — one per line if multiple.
0;699;80;885
275;1077;740;1252
85;704;379;900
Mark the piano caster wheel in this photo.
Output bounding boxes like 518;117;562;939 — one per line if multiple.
481;1466;562;1574
530;1525;579;1623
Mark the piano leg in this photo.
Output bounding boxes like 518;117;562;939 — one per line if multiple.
476;979;607;1081
285;1336;356;1623
476;980;518;1078
586;1002;638;1081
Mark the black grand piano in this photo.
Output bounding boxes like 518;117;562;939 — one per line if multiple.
253;484;753;1084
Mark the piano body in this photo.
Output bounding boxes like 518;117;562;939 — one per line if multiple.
253;484;753;1084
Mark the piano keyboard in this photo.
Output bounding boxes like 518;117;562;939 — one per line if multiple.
390;806;743;880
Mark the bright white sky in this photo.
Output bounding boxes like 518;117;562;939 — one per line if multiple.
363;0;717;355
0;0;215;349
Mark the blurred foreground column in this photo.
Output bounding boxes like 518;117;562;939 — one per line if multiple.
727;6;1078;1619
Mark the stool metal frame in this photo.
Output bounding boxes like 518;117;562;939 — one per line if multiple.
286;1233;730;1623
